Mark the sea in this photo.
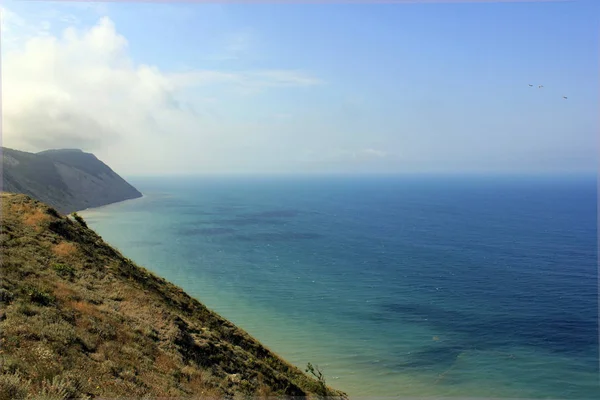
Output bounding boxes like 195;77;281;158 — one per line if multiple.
79;174;599;399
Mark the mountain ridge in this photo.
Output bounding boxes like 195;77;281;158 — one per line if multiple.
1;147;142;214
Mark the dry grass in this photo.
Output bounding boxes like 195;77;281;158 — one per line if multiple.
0;192;347;400
154;351;178;374
23;208;51;230
69;300;101;319
9;202;33;215
52;241;78;258
52;282;80;302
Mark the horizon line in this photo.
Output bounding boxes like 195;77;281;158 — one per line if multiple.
19;0;575;4
124;170;598;177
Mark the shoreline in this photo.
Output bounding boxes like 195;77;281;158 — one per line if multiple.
76;197;354;395
77;192;146;213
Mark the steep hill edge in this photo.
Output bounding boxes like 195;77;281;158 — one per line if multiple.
0;192;347;400
1;147;143;215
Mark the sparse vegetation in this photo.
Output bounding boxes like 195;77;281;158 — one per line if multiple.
22;285;55;307
306;363;328;399
52;263;76;280
0;192;347;400
71;212;87;228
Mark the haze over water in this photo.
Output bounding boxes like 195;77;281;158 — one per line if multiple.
80;174;599;399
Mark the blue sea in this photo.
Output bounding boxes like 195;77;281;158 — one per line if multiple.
80;174;599;399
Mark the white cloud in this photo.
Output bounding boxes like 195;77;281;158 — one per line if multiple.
1;11;323;174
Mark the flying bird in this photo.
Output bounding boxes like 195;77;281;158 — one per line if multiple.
563;96;568;99
528;84;533;87
538;85;544;88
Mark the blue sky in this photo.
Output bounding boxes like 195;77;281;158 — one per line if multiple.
1;0;598;175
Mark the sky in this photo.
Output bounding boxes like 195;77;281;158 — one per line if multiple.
1;0;598;176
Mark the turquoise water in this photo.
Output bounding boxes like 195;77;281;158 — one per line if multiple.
80;175;599;399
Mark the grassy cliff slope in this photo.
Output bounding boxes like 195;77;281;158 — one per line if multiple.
0;192;346;400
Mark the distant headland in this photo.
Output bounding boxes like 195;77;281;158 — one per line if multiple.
1;147;143;214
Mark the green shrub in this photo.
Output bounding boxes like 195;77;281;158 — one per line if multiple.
305;362;328;398
52;263;76;279
40;375;86;400
42;322;78;348
46;207;61;218
0;356;23;375
71;213;88;228
0;289;14;304
48;220;76;241
0;371;30;400
15;302;38;317
22;286;55;306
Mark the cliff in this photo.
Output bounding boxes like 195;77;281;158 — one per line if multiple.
0;192;345;399
1;147;142;215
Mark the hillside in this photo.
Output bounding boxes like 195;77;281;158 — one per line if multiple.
0;192;346;400
1;147;142;215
